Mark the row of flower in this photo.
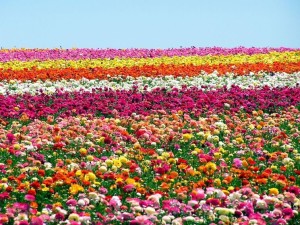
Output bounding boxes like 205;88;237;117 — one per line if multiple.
1;61;300;81
0;86;299;119
1;51;300;70
0;106;299;224
0;47;298;62
0;72;299;95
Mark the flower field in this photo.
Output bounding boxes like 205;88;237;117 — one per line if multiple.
0;47;300;225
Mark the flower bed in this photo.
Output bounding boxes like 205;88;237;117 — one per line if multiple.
0;47;299;224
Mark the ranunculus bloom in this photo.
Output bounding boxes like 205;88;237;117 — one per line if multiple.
24;194;35;202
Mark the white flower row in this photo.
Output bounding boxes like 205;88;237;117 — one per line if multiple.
0;72;299;95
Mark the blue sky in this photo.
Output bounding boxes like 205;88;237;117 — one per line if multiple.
0;0;299;48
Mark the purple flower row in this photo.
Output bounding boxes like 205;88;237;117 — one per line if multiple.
1;86;299;119
0;47;299;62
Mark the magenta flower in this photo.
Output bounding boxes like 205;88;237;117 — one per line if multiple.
6;133;15;143
19;221;29;225
233;158;242;168
123;184;136;193
24;194;36;202
30;217;43;225
0;192;9;200
190;189;205;200
66;199;77;206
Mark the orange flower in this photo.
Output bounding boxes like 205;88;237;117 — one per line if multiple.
256;178;268;185
30;201;38;209
169;171;179;179
175;186;189;194
160;182;170;191
136;187;147;195
223;176;233;185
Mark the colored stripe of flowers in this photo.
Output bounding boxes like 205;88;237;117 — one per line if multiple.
1;61;300;81
1;86;299;119
1;51;300;70
0;47;299;61
1;72;299;95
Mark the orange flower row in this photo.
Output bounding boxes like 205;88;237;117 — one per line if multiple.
0;61;300;81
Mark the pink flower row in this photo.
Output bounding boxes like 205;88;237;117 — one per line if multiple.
1;86;299;119
0;47;299;62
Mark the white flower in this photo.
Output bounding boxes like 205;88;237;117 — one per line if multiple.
145;207;156;215
256;199;267;209
162;215;174;223
184;216;195;222
78;199;86;206
215;207;235;215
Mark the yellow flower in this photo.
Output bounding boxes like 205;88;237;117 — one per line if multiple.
94;181;101;186
68;213;80;221
235;137;244;144
86;155;94;161
105;159;113;167
205;162;217;174
119;156;128;164
271;165;277;170
269;188;279;195
99;166;107;173
41;184;49;192
79;148;87;155
115;177;123;184
125;178;136;185
97;137;105;144
183;133;193;141
85;172;96;182
228;186;235;191
69;184;84;195
214;152;222;159
161;152;170;159
75;170;82;176
13;144;21;150
222;190;230;195
248;124;255;130
113;159;122;168
214;178;221;186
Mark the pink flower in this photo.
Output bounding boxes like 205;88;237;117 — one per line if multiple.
30;217;43;225
233;158;242;168
109;196;122;210
274;218;287;225
282;208;294;219
6;133;15;143
24;194;35;202
13;202;29;212
0;192;9;200
191;189;205;200
130;215;154;225
123;184;135;193
66;199;77;206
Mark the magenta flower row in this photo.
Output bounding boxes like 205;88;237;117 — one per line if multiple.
1;86;299;119
0;47;299;62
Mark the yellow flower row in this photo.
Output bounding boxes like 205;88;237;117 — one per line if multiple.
1;51;299;70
